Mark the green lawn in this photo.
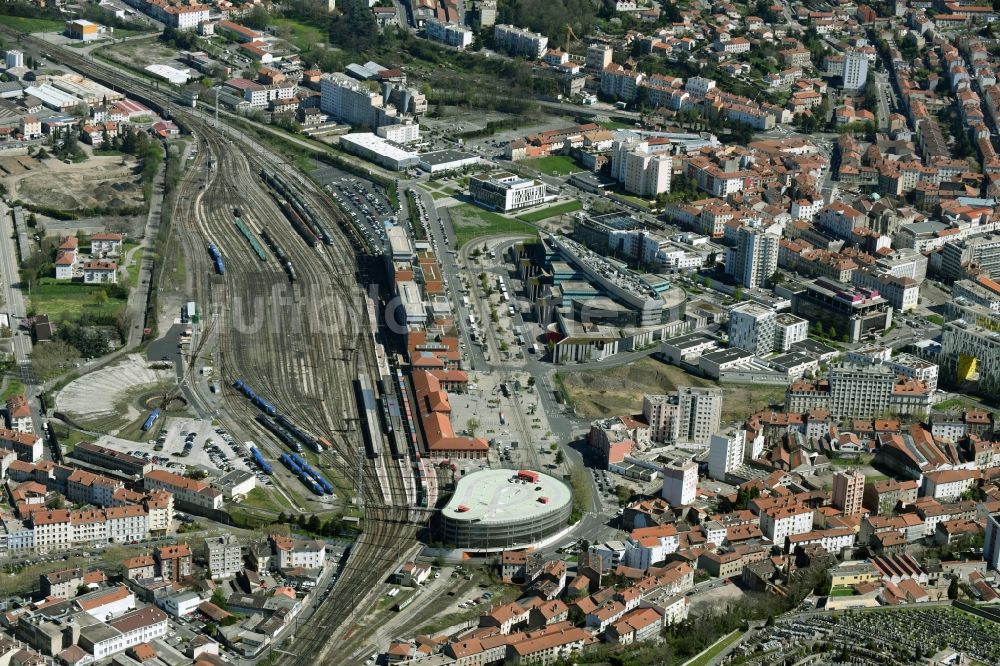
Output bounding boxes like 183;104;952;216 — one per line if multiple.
430;191;452;200
830;586;857;597
0;15;65;33
2;377;25;400
927;314;945;325
449;204;536;248
615;192;656;209
526;155;582;176
126;248;144;286
684;630;743;666
272;17;326;52
30;279;127;320
518;200;583;223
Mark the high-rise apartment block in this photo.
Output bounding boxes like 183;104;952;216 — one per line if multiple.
610;139;672;198
586;43;613;71
843;50;869;90
708;430;745;481
661;461;698;506
642;388;723;445
728;302;776;355
832;470;865;516
733;226;779;289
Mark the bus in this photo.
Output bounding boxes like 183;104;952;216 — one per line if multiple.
462;295;470;308
467;314;476;326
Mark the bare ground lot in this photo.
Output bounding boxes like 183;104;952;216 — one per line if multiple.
2;153;144;211
557;358;787;424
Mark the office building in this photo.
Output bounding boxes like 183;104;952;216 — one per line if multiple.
941;234;1000;282
940;303;1000;395
661;461;698;506
642;387;722;445
708;430;745;481
610;139;672;197
728;302;777;355
469;172;547;212
843;50;868;90
493;24;548;59
734;226;779;289
786;363;932;419
986;512;1000;571
832;470;865;516
787;278;893;343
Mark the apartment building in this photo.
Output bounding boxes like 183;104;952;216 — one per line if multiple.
0;428;42;462
642;387;722;445
271;534;326;570
708;430;745;481
774;313;809;352
586;43;613;70
728;302;777;355
759;504;814;544
843;50;869;90
4;394;32;433
204;534;243;579
155;544;193;582
610;139;672;197
661;461;697;506
832;470;865;516
144;469;223;510
469;172;547;212
493;24;548;59
733;226;779;289
426;19;474;49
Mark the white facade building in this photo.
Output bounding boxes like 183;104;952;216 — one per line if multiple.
708;430;745;481
728;302;777;355
661;461;697;506
843;50;869;90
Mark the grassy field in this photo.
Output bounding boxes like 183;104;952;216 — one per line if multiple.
684;630;743;666
557;357;787;423
449;204;536;248
271;17;326;52
526;155;582;176
596;119;635;130
30;279;127;320
518;200;582;223
0;16;65;33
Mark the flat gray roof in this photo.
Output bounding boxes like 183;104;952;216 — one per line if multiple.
420;149;477;165
442;469;571;525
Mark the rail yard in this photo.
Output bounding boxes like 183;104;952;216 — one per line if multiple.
0;24;424;660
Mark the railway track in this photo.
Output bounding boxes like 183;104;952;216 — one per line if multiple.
0;29;419;660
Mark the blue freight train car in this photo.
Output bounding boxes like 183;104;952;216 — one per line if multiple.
208;244;225;275
141;408;161;431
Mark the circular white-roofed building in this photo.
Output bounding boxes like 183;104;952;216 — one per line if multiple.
437;469;572;549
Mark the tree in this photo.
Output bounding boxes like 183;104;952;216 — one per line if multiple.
554;450;564;465
307;514;322;533
947;576;959;599
827;325;837;340
466;418;480;437
92;290;109;306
